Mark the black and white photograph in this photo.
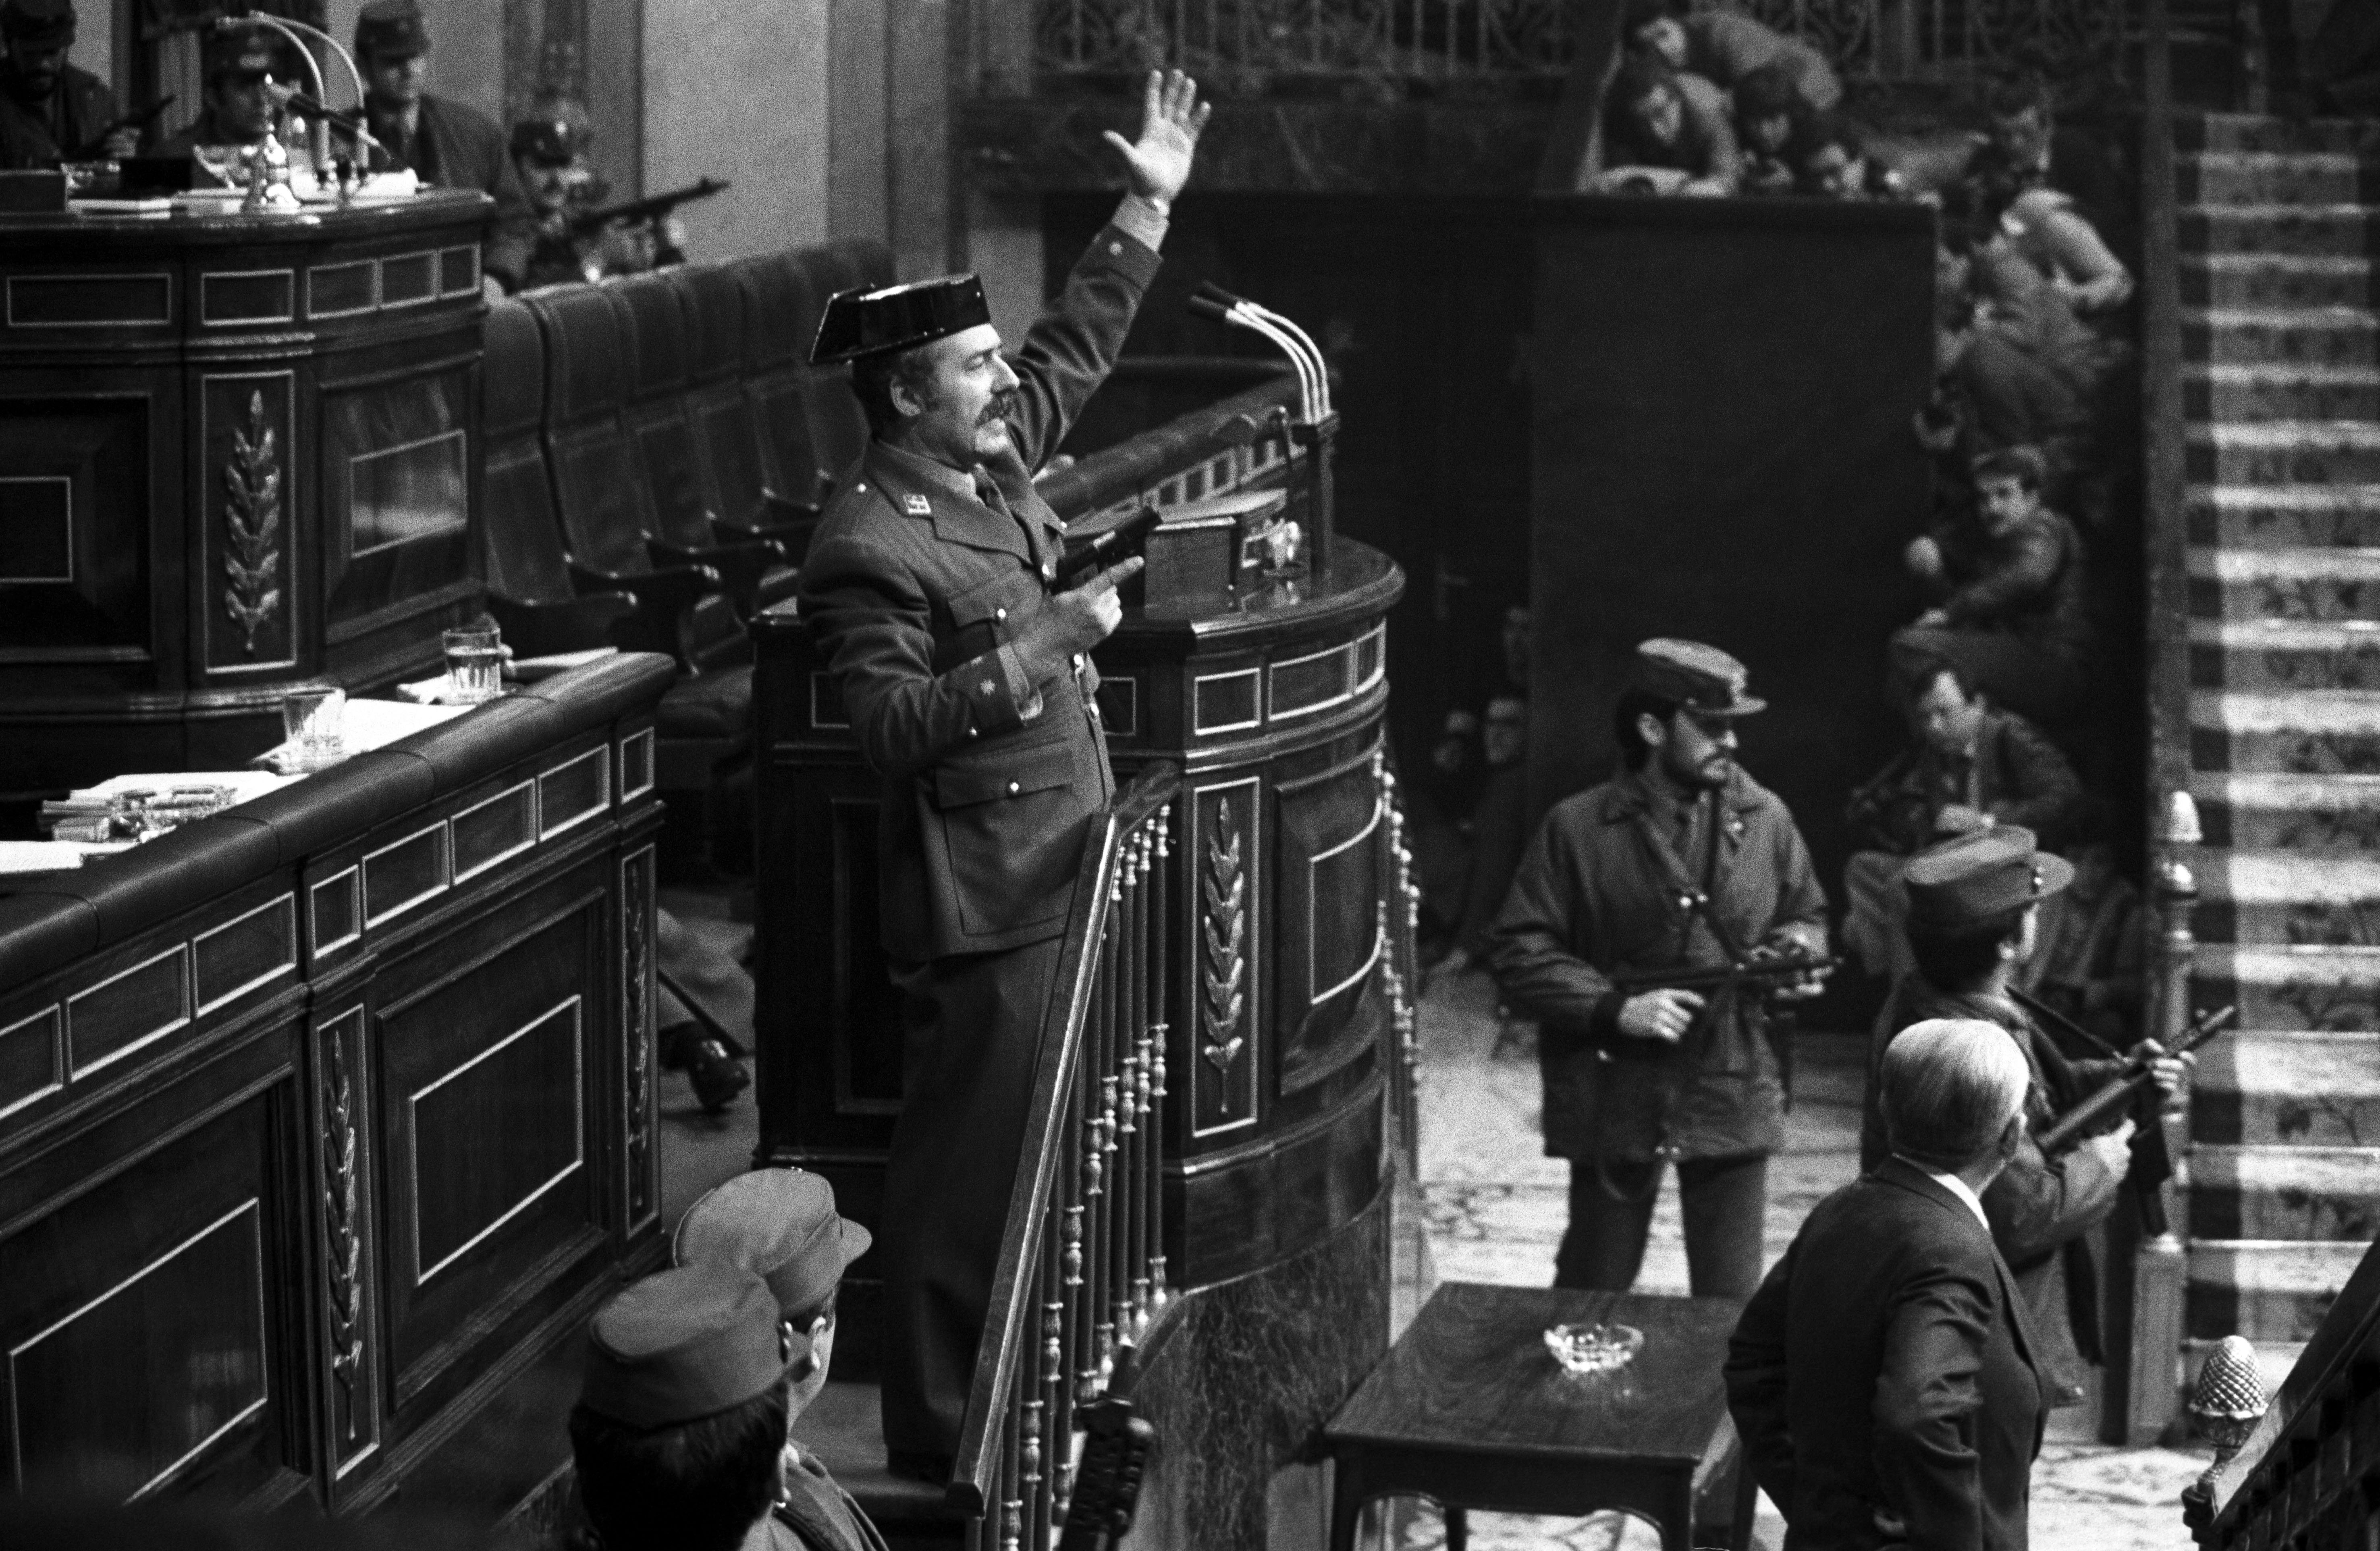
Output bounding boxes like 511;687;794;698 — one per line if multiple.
0;1;2368;1547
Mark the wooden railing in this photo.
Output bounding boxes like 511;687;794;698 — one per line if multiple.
979;0;2131;89
2189;1240;2380;1547
949;765;1181;1544
2105;0;2199;1451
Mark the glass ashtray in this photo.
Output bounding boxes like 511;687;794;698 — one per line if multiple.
1544;1321;1643;1376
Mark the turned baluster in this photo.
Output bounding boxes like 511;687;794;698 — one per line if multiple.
1148;803;1173;1312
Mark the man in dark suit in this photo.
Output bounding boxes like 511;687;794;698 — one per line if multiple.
353;0;532;292
1728;1017;2051;1551
793;68;1209;1481
0;0;132;169
1859;827;2189;1410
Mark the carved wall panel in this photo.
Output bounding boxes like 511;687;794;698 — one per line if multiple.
374;894;604;1407
201;373;297;674
0;395;156;662
1272;744;1384;1095
0;1090;289;1503
1190;778;1261;1137
621;845;657;1232
320;366;475;639
313;1003;381;1481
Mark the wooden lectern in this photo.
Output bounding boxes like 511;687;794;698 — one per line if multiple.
0;191;494;801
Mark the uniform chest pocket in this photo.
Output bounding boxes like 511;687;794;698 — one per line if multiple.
934;737;1076;809
940;570;1047;671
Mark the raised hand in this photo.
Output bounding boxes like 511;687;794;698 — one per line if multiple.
1102;68;1211;211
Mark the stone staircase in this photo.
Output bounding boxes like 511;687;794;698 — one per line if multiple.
2178;111;2380;1391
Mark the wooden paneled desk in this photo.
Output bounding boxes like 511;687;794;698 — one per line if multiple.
0;655;671;1515
0;191;495;800
1324;1283;1753;1551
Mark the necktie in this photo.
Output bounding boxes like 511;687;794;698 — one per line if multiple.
974;467;1037;556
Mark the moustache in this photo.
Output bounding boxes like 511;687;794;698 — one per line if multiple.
979;394;1015;427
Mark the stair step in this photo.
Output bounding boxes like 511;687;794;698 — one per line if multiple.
2188;547;2380;622
2181;205;2379;261
2188;1238;2368;1342
2201;849;2380;905
2182;114;2380;157
2181;150;2375;207
2195;770;2380;851
2190;616;2380;691
2196;848;2380;949
2189;484;2380;549
2187;362;2380;423
2187;420;2380;484
2184;306;2378;368
2195;1030;2380;1145
2190;1146;2380;1240
2194;943;2380;1031
2183;253;2374;311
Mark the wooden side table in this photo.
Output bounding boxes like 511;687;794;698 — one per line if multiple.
1323;1282;1754;1551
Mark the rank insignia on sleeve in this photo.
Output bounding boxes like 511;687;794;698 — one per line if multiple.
903;494;932;515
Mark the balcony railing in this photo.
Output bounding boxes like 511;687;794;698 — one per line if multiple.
951;765;1180;1546
1001;0;2131;88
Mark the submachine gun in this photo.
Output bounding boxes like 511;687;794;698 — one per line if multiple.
67;93;175;160
2024;995;2237;1236
1609;890;1839;1099
568;176;730;240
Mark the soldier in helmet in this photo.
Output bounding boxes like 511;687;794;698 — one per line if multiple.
0;0;132;169
512;114;685;289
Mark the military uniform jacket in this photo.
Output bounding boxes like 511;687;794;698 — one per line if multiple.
1487;766;1828;1161
0;62;116;169
1860;978;2125;1403
796;222;1161;964
770;1445;891;1551
1726;1159;2049;1551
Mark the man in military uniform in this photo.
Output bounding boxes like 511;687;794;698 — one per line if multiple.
793;68;1209;1480
511;114;681;289
1488;640;1829;1299
152;29;282;177
353;0;531;290
1858;829;2188;1408
569;1263;815;1551
675;1169;888;1551
0;0;132;169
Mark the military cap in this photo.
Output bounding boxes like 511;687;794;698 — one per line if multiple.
580;1265;803;1429
0;0;75;46
1632;638;1765;717
509;118;580;167
353;0;429;60
673;1167;872;1321
202;26;280;83
810;274;992;366
1902;824;2073;933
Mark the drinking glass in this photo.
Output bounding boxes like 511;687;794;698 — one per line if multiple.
281;688;347;772
441;625;504;704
